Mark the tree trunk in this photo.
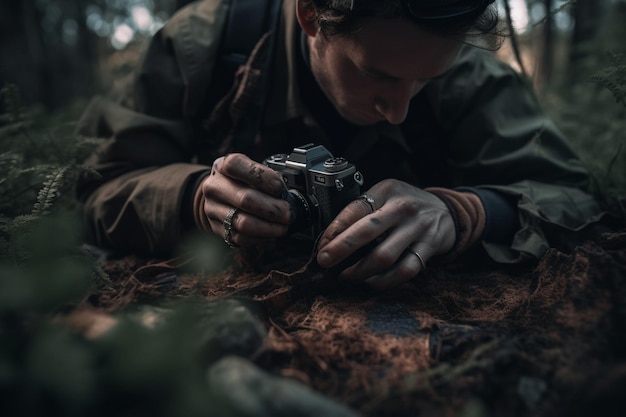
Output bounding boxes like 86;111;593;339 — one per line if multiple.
569;0;611;81
0;0;49;108
541;0;554;85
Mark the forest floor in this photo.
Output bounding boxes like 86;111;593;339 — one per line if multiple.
66;226;626;417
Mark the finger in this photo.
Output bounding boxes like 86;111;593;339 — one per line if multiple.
339;215;438;281
363;244;430;290
220;153;286;197
316;197;378;253
201;171;291;225
317;202;400;269
209;216;269;248
205;203;289;239
337;225;420;280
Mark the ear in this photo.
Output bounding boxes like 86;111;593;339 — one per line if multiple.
296;0;319;37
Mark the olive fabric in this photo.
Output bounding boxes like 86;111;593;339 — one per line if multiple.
76;0;605;262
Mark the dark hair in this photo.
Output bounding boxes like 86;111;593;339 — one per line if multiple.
303;0;503;48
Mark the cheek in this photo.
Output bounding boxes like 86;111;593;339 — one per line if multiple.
318;48;378;110
332;65;376;107
340;75;373;105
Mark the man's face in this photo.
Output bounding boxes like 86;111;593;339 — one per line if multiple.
307;18;463;126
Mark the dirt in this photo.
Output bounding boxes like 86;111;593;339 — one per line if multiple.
77;230;626;417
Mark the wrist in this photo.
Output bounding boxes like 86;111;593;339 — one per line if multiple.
458;187;519;245
425;187;486;260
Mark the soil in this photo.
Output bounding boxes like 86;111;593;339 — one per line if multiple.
74;230;626;417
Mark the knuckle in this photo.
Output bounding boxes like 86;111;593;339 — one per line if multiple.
375;178;398;194
200;178;211;195
326;219;349;237
224;152;244;163
354;199;375;215
235;213;248;231
378;178;395;188
222;153;245;171
234;189;255;211
370;247;396;269
393;198;420;215
267;169;285;190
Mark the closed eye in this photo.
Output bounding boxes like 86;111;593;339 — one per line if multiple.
360;68;400;82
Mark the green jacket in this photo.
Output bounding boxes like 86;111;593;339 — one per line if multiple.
77;0;605;262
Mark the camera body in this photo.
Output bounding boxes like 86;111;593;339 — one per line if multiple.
264;143;364;240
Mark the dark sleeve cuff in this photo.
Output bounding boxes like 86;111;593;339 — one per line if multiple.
457;187;520;245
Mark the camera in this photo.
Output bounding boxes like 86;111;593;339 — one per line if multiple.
263;143;364;240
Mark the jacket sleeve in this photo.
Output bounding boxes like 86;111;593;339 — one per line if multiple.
425;47;607;263
76;0;230;255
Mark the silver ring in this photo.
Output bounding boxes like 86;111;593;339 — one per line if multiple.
358;193;376;212
409;250;426;270
223;208;239;248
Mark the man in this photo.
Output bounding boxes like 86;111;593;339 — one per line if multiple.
77;0;605;289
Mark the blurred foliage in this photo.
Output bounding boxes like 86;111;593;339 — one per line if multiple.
591;52;626;107
0;84;251;417
539;4;626;218
0;0;180;109
0;84;99;262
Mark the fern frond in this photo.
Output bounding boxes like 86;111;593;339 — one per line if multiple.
13;165;55;177
11;213;40;229
32;166;68;217
1;164;55;195
607;51;626;75
591;52;626;106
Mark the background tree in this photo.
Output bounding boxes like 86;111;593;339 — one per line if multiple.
0;0;178;111
569;0;611;68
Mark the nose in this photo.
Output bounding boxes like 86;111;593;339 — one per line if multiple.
374;80;425;125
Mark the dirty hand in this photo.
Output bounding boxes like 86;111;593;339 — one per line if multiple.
316;179;457;289
195;153;292;248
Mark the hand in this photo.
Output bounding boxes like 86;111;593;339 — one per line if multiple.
198;153;292;247
316;179;456;289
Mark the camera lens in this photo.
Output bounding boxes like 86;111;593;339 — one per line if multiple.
282;189;318;235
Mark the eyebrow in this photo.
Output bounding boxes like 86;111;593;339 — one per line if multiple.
363;65;453;82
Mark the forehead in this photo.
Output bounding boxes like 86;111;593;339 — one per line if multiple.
341;17;463;79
